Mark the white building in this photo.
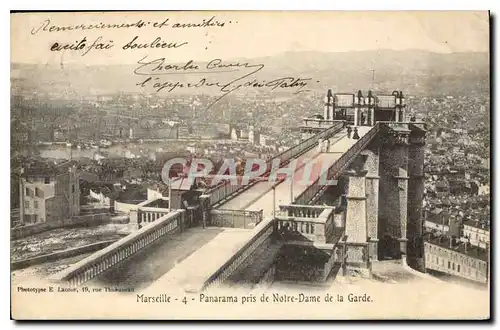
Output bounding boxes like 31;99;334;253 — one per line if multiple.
230;128;239;141
462;220;490;249
248;126;255;144
425;239;488;284
20;162;80;225
424;219;450;235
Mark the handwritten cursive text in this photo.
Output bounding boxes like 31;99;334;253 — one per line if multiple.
134;56;313;109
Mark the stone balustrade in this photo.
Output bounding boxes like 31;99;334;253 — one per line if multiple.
49;210;186;286
137;207;170;226
302;118;345;128
278;204;332;218
202;220;275;291
275;205;336;244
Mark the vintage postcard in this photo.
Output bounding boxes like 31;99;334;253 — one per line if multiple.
10;11;490;320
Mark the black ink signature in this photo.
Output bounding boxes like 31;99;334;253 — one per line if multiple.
134;56;313;109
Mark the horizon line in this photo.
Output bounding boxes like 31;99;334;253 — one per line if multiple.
10;48;489;66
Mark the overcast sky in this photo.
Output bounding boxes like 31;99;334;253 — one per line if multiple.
11;11;489;65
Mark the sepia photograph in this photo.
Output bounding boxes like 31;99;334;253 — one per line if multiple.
10;10;491;320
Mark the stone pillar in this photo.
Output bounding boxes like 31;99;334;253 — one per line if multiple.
380;126;410;258
314;221;326;243
397;176;409;257
361;143;380;261
407;125;426;271
354;107;359;127
324;98;331;120
345;169;367;242
129;209;139;231
344;169;370;277
370;107;375;126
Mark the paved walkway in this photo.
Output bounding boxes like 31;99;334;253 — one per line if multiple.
93;227;225;290
142;228;253;295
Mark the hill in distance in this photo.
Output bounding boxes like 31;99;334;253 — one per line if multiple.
11;49;489;97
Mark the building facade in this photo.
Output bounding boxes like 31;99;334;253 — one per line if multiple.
424;239;488;284
424;218;449;235
19;162;80;225
462;220;490;249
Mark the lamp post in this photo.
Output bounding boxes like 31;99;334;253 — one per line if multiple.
392;90;400;122
324;94;329;120
328;89;333;120
354;90;364;127
367;90;375;126
324;89;333;120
